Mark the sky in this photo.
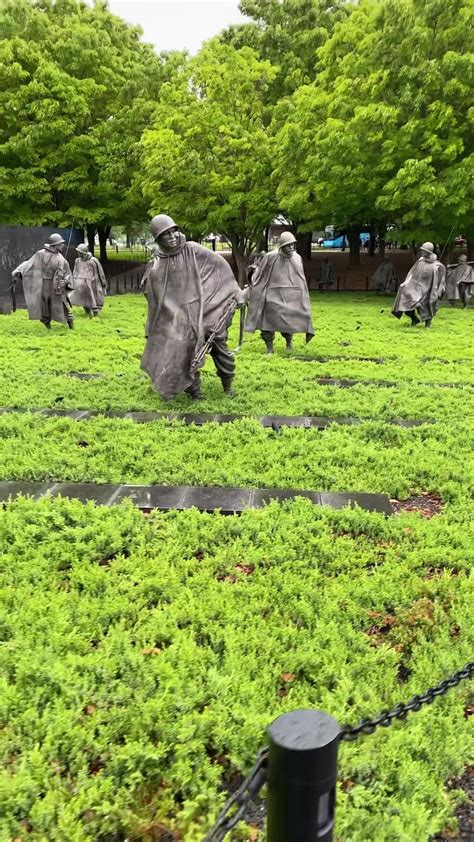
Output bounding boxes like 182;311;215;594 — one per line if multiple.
104;1;250;54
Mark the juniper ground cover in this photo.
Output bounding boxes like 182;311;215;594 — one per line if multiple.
0;294;472;841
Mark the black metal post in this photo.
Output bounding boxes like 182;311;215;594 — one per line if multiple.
267;709;340;842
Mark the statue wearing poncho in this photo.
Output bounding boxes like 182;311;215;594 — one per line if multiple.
141;217;245;400
371;259;397;294
245;232;315;353
446;255;474;307
70;244;107;316
392;242;446;328
11;233;74;330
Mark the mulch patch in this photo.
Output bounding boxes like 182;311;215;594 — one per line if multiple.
432;767;474;841
391;492;444;518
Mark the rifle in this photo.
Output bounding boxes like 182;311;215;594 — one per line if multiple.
190;296;239;375
11;278;17;312
233;301;247;352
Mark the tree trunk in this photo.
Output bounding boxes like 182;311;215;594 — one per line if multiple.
233;248;248;287
347;225;361;268
377;222;387;258
296;230;312;260
86;224;96;255
368;231;376;257
97;225;111;263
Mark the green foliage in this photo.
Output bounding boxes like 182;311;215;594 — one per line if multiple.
0;293;473;839
222;0;348;98
139;40;277;282
0;496;472;840
0;0;178;227
272;0;474;242
0;294;472;419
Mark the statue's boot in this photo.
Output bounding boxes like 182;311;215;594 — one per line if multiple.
282;332;293;350
185;375;203;401
424;319;432;329
42;321;51;330
407;310;420;327
220;376;234;397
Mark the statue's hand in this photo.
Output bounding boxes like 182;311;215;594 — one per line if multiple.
237;285;251;307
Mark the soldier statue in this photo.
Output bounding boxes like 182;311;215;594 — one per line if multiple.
70;244;107;317
12;233;74;330
445;254;474;308
370;257;397;294
141;214;249;400
245;231;314;352
392;242;446;328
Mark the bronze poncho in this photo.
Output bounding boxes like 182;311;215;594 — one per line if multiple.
70;256;106;311
446;262;474;301
392;255;446;320
141;235;241;399
245;250;314;338
12;249;72;323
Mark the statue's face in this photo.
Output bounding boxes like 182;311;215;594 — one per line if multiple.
158;226;179;251
420;249;430;259
281;243;296;257
78;252;89;261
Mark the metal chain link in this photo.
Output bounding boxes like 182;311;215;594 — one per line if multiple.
204;663;473;839
340;661;474;741
203;746;268;842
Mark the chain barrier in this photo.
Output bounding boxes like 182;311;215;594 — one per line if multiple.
340;661;474;741
203;662;473;840
203;747;268;842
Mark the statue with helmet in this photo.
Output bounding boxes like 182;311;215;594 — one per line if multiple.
140;214;249;400
244;231;314;353
11;233;74;329
69;243;107;317
392;242;446;328
445;254;474;308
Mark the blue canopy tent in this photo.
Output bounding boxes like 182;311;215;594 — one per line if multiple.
323;233;370;248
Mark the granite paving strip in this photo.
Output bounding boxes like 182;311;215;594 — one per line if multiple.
293;354;388;364
0;481;393;515
0;407;433;428
314;377;473;390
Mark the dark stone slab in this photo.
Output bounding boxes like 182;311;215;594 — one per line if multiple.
293;354;387;365
315;377;472;391
319;492;393;515
0;481;394;515
0;481;52;502
212;414;242;424
68;372;103;380
392;419;433;428
253;489;321;506
178;413;220;426
125;411;163;423
114;485;188;510
49;483;119;506
0;407;30;415
180;485;254;513
101;410;129;418
40;409;91;420
315;378;396;389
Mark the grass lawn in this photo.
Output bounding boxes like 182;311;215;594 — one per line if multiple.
0;294;472;841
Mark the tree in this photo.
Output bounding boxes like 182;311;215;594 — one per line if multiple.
139;41;277;284
272;0;474;265
222;0;348;99
0;0;178;258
